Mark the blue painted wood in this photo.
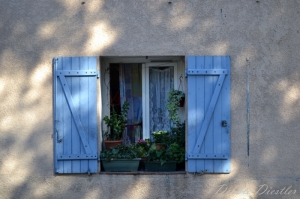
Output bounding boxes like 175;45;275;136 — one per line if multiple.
57;154;98;160
54;57;98;174
86;57;98;173
79;57;89;173
71;57;81;173
54;57;64;174
186;69;228;75
187;153;228;160
187;56;196;173
187;56;230;174
187;56;205;172
57;70;98;76
203;56;214;173
62;57;72;173
213;56;224;173
192;73;225;153
221;56;231;173
58;75;92;154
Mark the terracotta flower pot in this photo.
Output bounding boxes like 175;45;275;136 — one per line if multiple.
104;140;122;150
155;143;166;150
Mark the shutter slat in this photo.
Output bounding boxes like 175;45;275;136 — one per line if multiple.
86;57;98;173
213;56;225;173
63;57;72;173
71;57;81;173
79;57;89;172
203;56;214;173
55;58;64;174
187;56;201;172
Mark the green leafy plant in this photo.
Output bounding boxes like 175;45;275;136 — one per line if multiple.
147;142;185;165
167;142;185;163
166;89;185;125
152;130;169;144
148;143;169;165
103;101;129;140
170;122;185;147
100;144;138;161
166;89;185;154
135;139;150;158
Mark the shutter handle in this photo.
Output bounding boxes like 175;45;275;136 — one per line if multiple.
56;129;62;143
221;120;227;127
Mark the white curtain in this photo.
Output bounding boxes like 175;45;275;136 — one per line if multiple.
149;67;174;134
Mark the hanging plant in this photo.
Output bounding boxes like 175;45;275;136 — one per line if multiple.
166;89;185;125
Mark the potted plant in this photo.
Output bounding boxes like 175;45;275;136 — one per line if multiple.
135;139;150;158
168;89;185;107
103;101;129;149
145;125;186;171
144;143;177;171
167;142;185;165
100;144;141;172
134;139;150;170
151;130;169;150
170;122;185;147
168;121;186;170
166;88;186;170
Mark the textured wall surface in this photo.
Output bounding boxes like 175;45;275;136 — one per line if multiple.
0;0;300;198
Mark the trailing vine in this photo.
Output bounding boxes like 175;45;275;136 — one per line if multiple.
166;89;185;125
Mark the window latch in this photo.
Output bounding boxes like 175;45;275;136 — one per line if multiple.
221;120;227;127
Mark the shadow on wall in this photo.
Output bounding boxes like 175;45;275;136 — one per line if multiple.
0;0;300;198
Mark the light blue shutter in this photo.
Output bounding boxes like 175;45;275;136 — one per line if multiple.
187;56;230;173
54;57;98;174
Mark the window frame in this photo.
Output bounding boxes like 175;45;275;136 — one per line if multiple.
100;56;184;141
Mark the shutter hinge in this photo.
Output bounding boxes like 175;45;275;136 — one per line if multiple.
97;153;101;162
54;57;58;66
97;71;100;79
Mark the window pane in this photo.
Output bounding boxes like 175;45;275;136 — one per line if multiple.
149;66;174;134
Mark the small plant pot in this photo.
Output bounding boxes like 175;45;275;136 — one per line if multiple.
179;97;185;107
104;140;122;150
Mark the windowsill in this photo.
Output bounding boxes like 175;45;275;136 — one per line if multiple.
99;171;186;175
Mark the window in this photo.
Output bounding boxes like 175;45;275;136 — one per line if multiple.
53;56;231;174
101;57;184;144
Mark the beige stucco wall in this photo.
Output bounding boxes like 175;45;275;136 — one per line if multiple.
0;0;299;198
